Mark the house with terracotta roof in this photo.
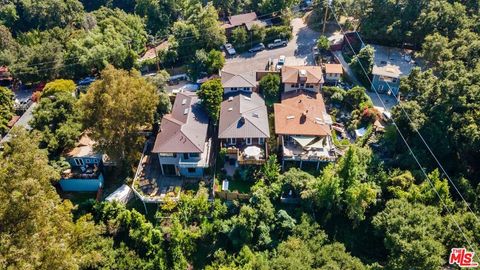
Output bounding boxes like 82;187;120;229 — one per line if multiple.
281;66;324;93
323;63;343;84
219;92;270;166
222;12;270;35
221;70;257;94
59;133;106;192
152;92;211;178
274;90;336;170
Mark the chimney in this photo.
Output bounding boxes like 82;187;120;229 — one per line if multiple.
299;69;307;82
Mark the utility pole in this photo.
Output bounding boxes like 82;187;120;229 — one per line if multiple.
152;35;161;72
322;0;329;35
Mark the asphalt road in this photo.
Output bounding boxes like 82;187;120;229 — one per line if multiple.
223;18;320;74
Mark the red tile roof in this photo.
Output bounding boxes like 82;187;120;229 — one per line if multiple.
274;90;331;136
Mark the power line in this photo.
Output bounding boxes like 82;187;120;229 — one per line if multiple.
329;2;479;257
336;0;480;225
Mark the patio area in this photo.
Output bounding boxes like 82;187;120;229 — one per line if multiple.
134;154;183;201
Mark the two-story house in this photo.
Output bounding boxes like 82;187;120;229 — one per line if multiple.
274;90;336;170
281;66;324;93
219;92;270;166
323;63;343;85
221;70;257;94
59;133;105;192
371;45;415;95
152;92;211;178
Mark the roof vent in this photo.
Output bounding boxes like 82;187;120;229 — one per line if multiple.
244;96;251;101
315;117;323;124
228;96;233;102
228;107;233;111
252;112;259;118
183;108;189;115
287;115;295;120
299;69;307;77
182;99;187;105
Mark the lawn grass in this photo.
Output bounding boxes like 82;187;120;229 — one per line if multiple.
228;180;253;194
60;191;96;205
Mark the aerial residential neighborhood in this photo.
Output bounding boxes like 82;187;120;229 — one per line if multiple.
0;1;479;269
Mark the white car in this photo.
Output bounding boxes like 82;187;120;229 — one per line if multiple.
276;55;286;70
224;43;236;56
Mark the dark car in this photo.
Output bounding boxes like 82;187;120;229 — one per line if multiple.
248;43;265;53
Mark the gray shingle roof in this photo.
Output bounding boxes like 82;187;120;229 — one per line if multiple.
218;92;270;139
152;92;209;153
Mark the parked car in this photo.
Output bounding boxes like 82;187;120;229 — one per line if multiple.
248;43;265;53
267;39;288;49
224;43;236;56
78;77;96;86
276;55;286;71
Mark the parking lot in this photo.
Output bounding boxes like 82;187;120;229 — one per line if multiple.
223;18;320;74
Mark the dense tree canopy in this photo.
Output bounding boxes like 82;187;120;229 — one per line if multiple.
197;79;224;122
259;73;281;106
31;90;82;155
0;87;14;134
78;65;159;165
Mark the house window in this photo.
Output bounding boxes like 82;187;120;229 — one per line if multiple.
74;158;84;166
187;168;196;173
231;87;237;91
291;84;299;88
259;138;265;145
306;84;313;88
243;87;249;91
189;153;200;158
246;138;252;145
227;138;236;145
85;158;91;164
300;83;304;87
183;153;189;160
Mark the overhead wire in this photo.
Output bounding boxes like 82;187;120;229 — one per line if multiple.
328;1;479;256
336;0;480;224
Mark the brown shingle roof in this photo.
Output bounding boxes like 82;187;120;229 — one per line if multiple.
274;90;331;136
152;92;209;153
324;64;343;74
226;12;258;28
219;92;270;139
281;66;324;84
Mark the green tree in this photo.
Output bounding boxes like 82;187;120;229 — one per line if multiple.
259;73;281;106
144;70;172;117
197;79;223;122
0;87;14;134
187;49;208;81
231;27;248;47
31;91;82;155
206;49;225;74
373;199;446;270
41;79;77;97
135;0;177;35
0;128;114;269
250;24;266;44
64;7;147;78
350;45;374;86
317;35;330;51
260;154;281;185
78;65;159;166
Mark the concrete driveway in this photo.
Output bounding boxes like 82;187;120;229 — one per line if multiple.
223;18;320;74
